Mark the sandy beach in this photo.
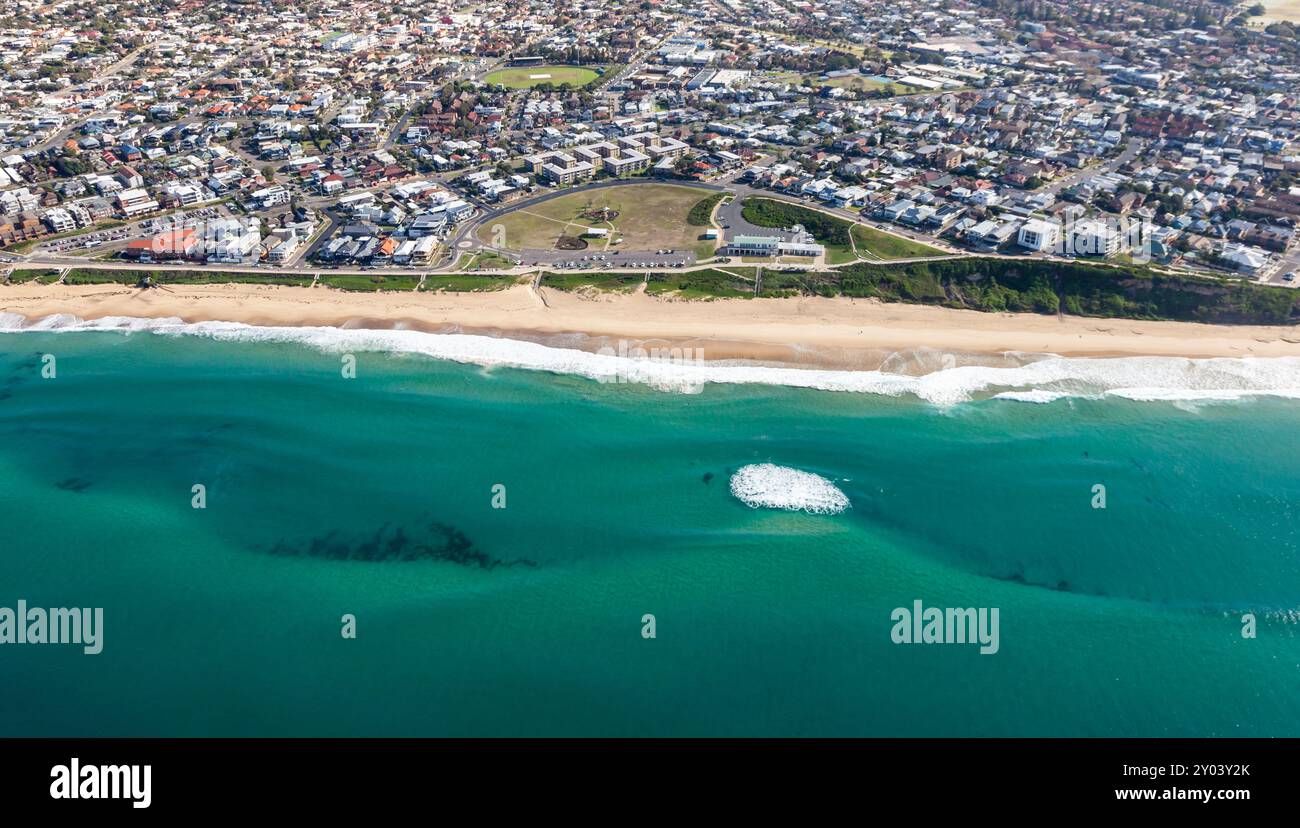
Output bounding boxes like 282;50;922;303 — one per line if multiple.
4;281;1300;369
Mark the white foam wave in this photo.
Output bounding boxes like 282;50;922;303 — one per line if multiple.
1104;387;1300;402
3;313;1300;405
729;464;850;515
992;390;1071;404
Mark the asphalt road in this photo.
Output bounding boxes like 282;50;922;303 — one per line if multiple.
1040;137;1145;196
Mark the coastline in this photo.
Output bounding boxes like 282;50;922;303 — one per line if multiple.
4;282;1300;370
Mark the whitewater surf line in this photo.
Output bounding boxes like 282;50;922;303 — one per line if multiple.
4;313;1300;405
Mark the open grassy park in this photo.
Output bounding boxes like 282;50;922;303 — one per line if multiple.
483;65;601;89
815;74;925;94
768;71;925;95
454;250;518;271
482;184;721;258
852;224;947;261
740;197;948;264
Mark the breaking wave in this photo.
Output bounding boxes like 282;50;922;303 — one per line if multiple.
3;313;1300;405
729;464;850;515
992;390;1071;404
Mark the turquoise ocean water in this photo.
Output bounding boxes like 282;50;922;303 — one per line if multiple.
0;325;1298;736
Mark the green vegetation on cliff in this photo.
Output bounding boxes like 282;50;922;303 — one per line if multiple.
543;257;1299;325
834;258;1299;325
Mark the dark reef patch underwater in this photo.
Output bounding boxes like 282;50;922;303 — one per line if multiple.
258;519;539;568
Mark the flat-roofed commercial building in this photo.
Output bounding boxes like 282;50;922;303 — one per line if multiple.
725;234;781;256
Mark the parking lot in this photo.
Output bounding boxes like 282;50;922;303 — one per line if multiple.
139;206;225;234
521;248;696;269
42;226;131;253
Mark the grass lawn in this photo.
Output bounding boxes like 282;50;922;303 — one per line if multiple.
816;75;898;92
455;251;517;271
851;225;948;260
483;65;601;89
484;184;721;258
824;245;858;265
825;75;930;94
771;72;925;95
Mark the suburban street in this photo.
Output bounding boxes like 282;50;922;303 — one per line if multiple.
1039;136;1144;196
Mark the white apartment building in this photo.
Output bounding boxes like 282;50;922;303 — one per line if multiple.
251;185;290;208
1018;218;1061;252
202;217;262;263
1068;219;1120;257
0;187;41;215
266;229;300;263
43;207;75;233
164;183;204;206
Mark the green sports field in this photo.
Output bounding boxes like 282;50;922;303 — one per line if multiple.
483;65;601;89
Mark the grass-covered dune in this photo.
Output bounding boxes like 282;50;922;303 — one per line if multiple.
538;258;1300;325
59;268;313;287
833;258;1300;325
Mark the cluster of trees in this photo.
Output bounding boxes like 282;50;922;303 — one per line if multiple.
741;198;854;247
54;155;92;177
686;193;724;226
537;46;615;66
1267;20;1300;39
526;81;578;95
